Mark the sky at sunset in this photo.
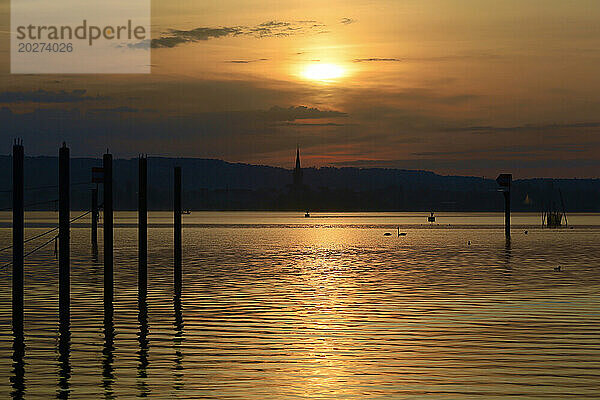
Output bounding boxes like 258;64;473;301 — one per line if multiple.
1;0;600;177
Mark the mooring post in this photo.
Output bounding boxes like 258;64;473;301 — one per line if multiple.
103;153;113;315
174;166;182;297
504;189;511;240
91;187;98;248
496;173;512;242
59;143;70;326
138;156;147;301
12;140;24;335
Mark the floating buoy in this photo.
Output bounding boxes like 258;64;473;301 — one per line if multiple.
554;266;562;272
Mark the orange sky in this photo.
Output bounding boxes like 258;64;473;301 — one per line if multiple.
1;0;600;177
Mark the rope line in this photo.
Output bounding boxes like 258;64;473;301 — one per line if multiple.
0;226;59;253
70;210;92;223
1;234;58;269
0;209;93;254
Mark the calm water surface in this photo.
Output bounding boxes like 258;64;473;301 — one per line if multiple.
0;212;599;399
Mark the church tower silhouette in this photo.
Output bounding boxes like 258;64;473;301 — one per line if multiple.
293;146;303;187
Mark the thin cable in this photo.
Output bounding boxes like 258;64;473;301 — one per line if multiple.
0;209;93;253
0;226;59;253
1;235;58;269
70;210;92;223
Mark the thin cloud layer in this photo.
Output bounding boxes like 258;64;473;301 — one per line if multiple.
447;122;600;134
152;21;327;48
0;104;348;157
353;58;401;62
226;59;269;64
0;89;105;104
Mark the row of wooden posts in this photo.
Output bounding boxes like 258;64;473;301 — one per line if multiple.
11;141;183;335
10;140;514;335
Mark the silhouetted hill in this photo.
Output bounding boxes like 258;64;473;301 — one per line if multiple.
0;155;598;211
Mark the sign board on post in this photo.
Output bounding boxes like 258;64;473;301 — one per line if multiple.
92;167;104;183
496;173;512;188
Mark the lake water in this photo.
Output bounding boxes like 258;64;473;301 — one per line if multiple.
0;212;599;399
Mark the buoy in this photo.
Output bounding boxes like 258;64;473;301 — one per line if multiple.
554;266;562;272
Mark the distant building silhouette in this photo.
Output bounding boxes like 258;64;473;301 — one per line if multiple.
293;146;303;187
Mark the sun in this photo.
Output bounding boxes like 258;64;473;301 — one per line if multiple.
301;63;345;82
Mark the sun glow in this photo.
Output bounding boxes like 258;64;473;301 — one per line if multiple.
302;63;345;82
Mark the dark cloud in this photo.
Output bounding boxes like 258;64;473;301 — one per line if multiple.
342;53;502;64
88;106;154;114
330;158;600;173
152;27;242;48
277;122;349;127
406;53;501;62
447;122;600;134
227;58;269;64
265;105;347;120
353;58;401;62
0;89;104;103
152;21;327;48
412;143;589;157
126;39;151;49
0;105;348;157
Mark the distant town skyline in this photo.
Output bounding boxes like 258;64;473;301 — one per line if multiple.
1;1;600;178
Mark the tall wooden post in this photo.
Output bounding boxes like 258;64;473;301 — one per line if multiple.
59;143;70;325
174;167;182;297
504;190;511;240
496;173;512;242
103;153;113;315
138;156;147;301
91;187;98;248
12;140;24;335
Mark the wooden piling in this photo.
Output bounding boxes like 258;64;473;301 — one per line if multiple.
138;156;147;301
174;167;182;297
103;153;113;313
91;187;98;248
12;141;24;335
504;190;511;241
496;174;512;242
59;143;70;325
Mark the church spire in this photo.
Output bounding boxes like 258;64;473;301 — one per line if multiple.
293;145;303;187
295;145;301;170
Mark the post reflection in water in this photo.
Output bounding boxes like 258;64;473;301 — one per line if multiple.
2;212;600;398
56;320;71;399
137;298;150;397
92;243;99;264
102;310;115;399
504;239;512;266
11;329;25;400
173;295;184;391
